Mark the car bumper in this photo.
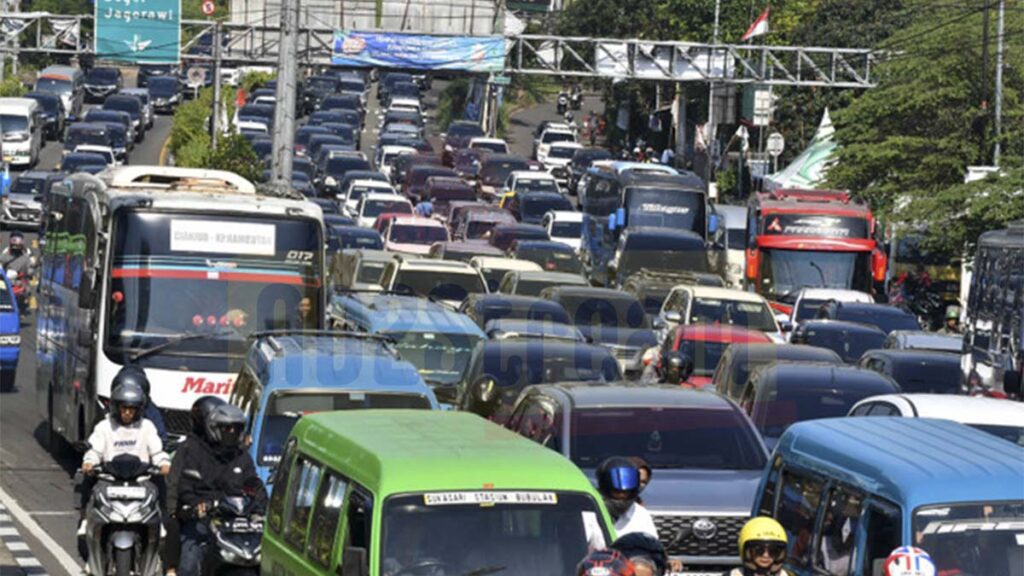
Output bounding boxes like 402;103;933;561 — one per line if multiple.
1;207;42;228
2;146;33;166
0;341;21;367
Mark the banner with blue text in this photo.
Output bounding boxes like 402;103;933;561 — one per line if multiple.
332;32;504;73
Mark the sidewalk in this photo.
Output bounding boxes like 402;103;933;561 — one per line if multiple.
0;539;24;576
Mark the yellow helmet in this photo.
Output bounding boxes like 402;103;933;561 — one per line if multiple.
738;517;788;571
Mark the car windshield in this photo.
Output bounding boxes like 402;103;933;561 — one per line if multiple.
448;123;484;137
522;196;573;220
889;357;962;393
482;160;529;184
542;131;575;144
104;99;138;115
518;247;582;274
913;502;1024;576
386;332;482;386
356;261;387;284
29;96;58;113
756;385;877;439
571;407;766;470
678;339;729;376
548;146;578;159
35;77;72;94
87;69;118;83
394;270;485;302
148;78;178;96
472;141;507;153
551;221;582;238
307;77;336;90
363;200;411;218
967;424;1024;446
329;228;382;252
10;176;46;199
515;178;559;193
559;294;649;329
258;391;431;466
389;224;447;245
517;278;578;297
382;492;609;576
760;249;872;302
803;327;886;362
624;188;706;235
65;127;109;150
620;238;708;275
62;155;106;171
836;307;919;334
0;115;28;133
479;346;620;392
795;298;828;322
690;298;777;332
634;286;670;316
104;212;322;372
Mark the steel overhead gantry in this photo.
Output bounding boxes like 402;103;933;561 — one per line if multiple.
0;12;877;89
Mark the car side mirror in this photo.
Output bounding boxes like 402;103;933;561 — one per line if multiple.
433;384;458;405
664;310;682;324
339;547;368;576
779;320;794;333
664;352;693;385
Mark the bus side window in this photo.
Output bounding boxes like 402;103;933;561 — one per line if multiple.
862;501;902;576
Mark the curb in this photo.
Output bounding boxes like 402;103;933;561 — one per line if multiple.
0;504;45;576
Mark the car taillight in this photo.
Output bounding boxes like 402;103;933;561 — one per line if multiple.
745;248;759;281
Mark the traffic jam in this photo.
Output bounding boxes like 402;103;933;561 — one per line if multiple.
1;48;1023;576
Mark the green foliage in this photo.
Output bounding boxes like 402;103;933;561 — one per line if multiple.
436;79;471;131
169;88;259;182
208;133;261;182
0;77;27;97
169;89;213;157
240;71;275;94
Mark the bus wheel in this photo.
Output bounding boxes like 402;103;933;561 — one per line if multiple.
45;390;65;455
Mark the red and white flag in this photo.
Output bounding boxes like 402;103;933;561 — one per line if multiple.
741;7;770;41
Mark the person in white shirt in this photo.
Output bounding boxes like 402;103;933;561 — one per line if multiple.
596;457;658;540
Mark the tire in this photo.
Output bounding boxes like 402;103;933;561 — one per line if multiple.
114;547;132;576
45;389;69;456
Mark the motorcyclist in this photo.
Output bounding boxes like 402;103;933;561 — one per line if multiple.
883;546;936;576
176;403;266;576
116;365;168;445
938;305;961;335
611;533;668;576
577;550;636;576
596;457;658;539
730;517;792;576
0;231;32;269
77;379;170;539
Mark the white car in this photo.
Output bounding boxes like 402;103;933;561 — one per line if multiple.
848;393;1024;446
374;145;417;180
500;170;561;199
542;142;583;182
469;256;542;293
387;97;422;116
655;285;783;343
236;119;269;135
74;144;119;166
468;137;509;155
790;288;875;324
541;210;583;252
382;216;450;256
339;179;396;213
534;125;576;164
380;256;488;308
354;192;413;228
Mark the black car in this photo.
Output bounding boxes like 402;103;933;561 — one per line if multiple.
442;120;485;165
137;64;177;88
713;342;844;401
455;340;621;423
815;301;921;334
147;76;182;113
459;293;572;330
84;67;122;102
857;349;964;394
319;155;372;196
540;286;658;372
327;225;384;253
304;75;341;109
64;122;114;154
102;95;146;141
23;91;65;140
605;227;709;289
378;72;414;104
488;223;550;252
84;109;134;145
622;270;726;318
506;191;574;225
790;319;888;363
509;240;583;274
568;148;613;194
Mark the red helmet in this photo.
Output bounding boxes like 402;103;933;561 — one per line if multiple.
577;550;635;576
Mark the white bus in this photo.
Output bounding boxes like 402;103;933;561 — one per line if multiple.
36;166;326;449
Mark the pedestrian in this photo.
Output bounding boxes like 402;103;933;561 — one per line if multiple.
596;456;658;539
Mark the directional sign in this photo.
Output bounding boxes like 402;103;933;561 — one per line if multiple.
201;0;215;16
766;132;785;157
491;75;512;86
95;0;181;64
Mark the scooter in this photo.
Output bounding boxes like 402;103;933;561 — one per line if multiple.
202;494;264;575
5;268;31;318
83;456;162;576
570;90;582;110
556;92;569;115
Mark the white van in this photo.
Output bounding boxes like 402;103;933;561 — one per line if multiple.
35;65;84;120
0;98;43;168
716;204;748;289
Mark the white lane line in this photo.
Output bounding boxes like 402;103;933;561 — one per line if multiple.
6;541;30;552
0;486;80;576
26;512;76;517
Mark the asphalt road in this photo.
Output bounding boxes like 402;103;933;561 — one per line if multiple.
0;80;571;576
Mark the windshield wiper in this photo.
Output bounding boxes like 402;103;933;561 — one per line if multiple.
129;329;238;362
462;566;506;576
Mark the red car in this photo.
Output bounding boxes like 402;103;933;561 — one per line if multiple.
659;325;772;388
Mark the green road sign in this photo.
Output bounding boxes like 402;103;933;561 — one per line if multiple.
96;0;181;64
491;75;512;86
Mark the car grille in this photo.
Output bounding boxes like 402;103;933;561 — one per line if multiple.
652;513;748;560
159;408;193;435
607;345;641;362
7;207;40;222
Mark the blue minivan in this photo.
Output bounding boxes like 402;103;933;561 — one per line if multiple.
228;332;439;481
0;269;19;392
752;417;1024;576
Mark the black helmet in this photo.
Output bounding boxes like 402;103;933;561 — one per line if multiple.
114;365;150;398
596;456;641;498
190;395;227;437
110;381;145;424
204;404;246;449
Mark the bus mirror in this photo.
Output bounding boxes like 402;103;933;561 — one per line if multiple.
615;208;626;228
709;214;719;235
339;547;368;576
78;270;96;309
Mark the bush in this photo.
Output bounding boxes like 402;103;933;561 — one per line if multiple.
436;79;471;131
169;88;259;182
0;77;27;97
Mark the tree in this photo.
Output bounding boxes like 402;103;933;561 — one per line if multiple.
827;0;1024;213
208;133;261;182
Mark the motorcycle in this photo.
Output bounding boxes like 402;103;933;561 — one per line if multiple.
202;493;264;576
5;268;31;317
83;455;162;576
570;90;582;110
556;92;569;115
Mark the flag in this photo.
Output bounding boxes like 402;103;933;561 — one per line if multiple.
741;7;770;41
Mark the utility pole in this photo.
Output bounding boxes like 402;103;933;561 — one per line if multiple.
271;0;300;187
705;0;722;189
980;0;991;163
993;0;1005;166
210;20;223;149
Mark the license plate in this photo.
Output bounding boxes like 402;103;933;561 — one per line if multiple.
672;572;724;576
107;486;146;500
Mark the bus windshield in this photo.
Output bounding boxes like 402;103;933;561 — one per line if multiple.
914;502;1024;576
624;187;706;236
105;212;323;367
760;248;872;302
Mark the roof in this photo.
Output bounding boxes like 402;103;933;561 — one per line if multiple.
392;216;445;228
548;142;583;149
547;210;583;222
541;384;735;409
469;137;508;145
885;330;962;351
800;319;887;334
468;293;567;312
776;418;1024;510
515;270;588;284
395;258;478;273
678;325;773;343
857;393;1024;428
978;222;1024;249
798;288;874;303
759;364;898;392
362;192;407;202
514;240;574;252
470;257;543;272
543;286;637;302
510;170;556;181
684;286;770;303
292;410;598;494
835;302;914;317
483;319;582;341
730;343;842;363
862;349;962;364
331;293;484;336
622;227;704;243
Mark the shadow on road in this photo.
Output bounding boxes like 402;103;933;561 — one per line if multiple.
32;423;81;478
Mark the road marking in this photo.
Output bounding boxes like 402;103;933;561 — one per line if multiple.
26;512;76;517
0;487;80;576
